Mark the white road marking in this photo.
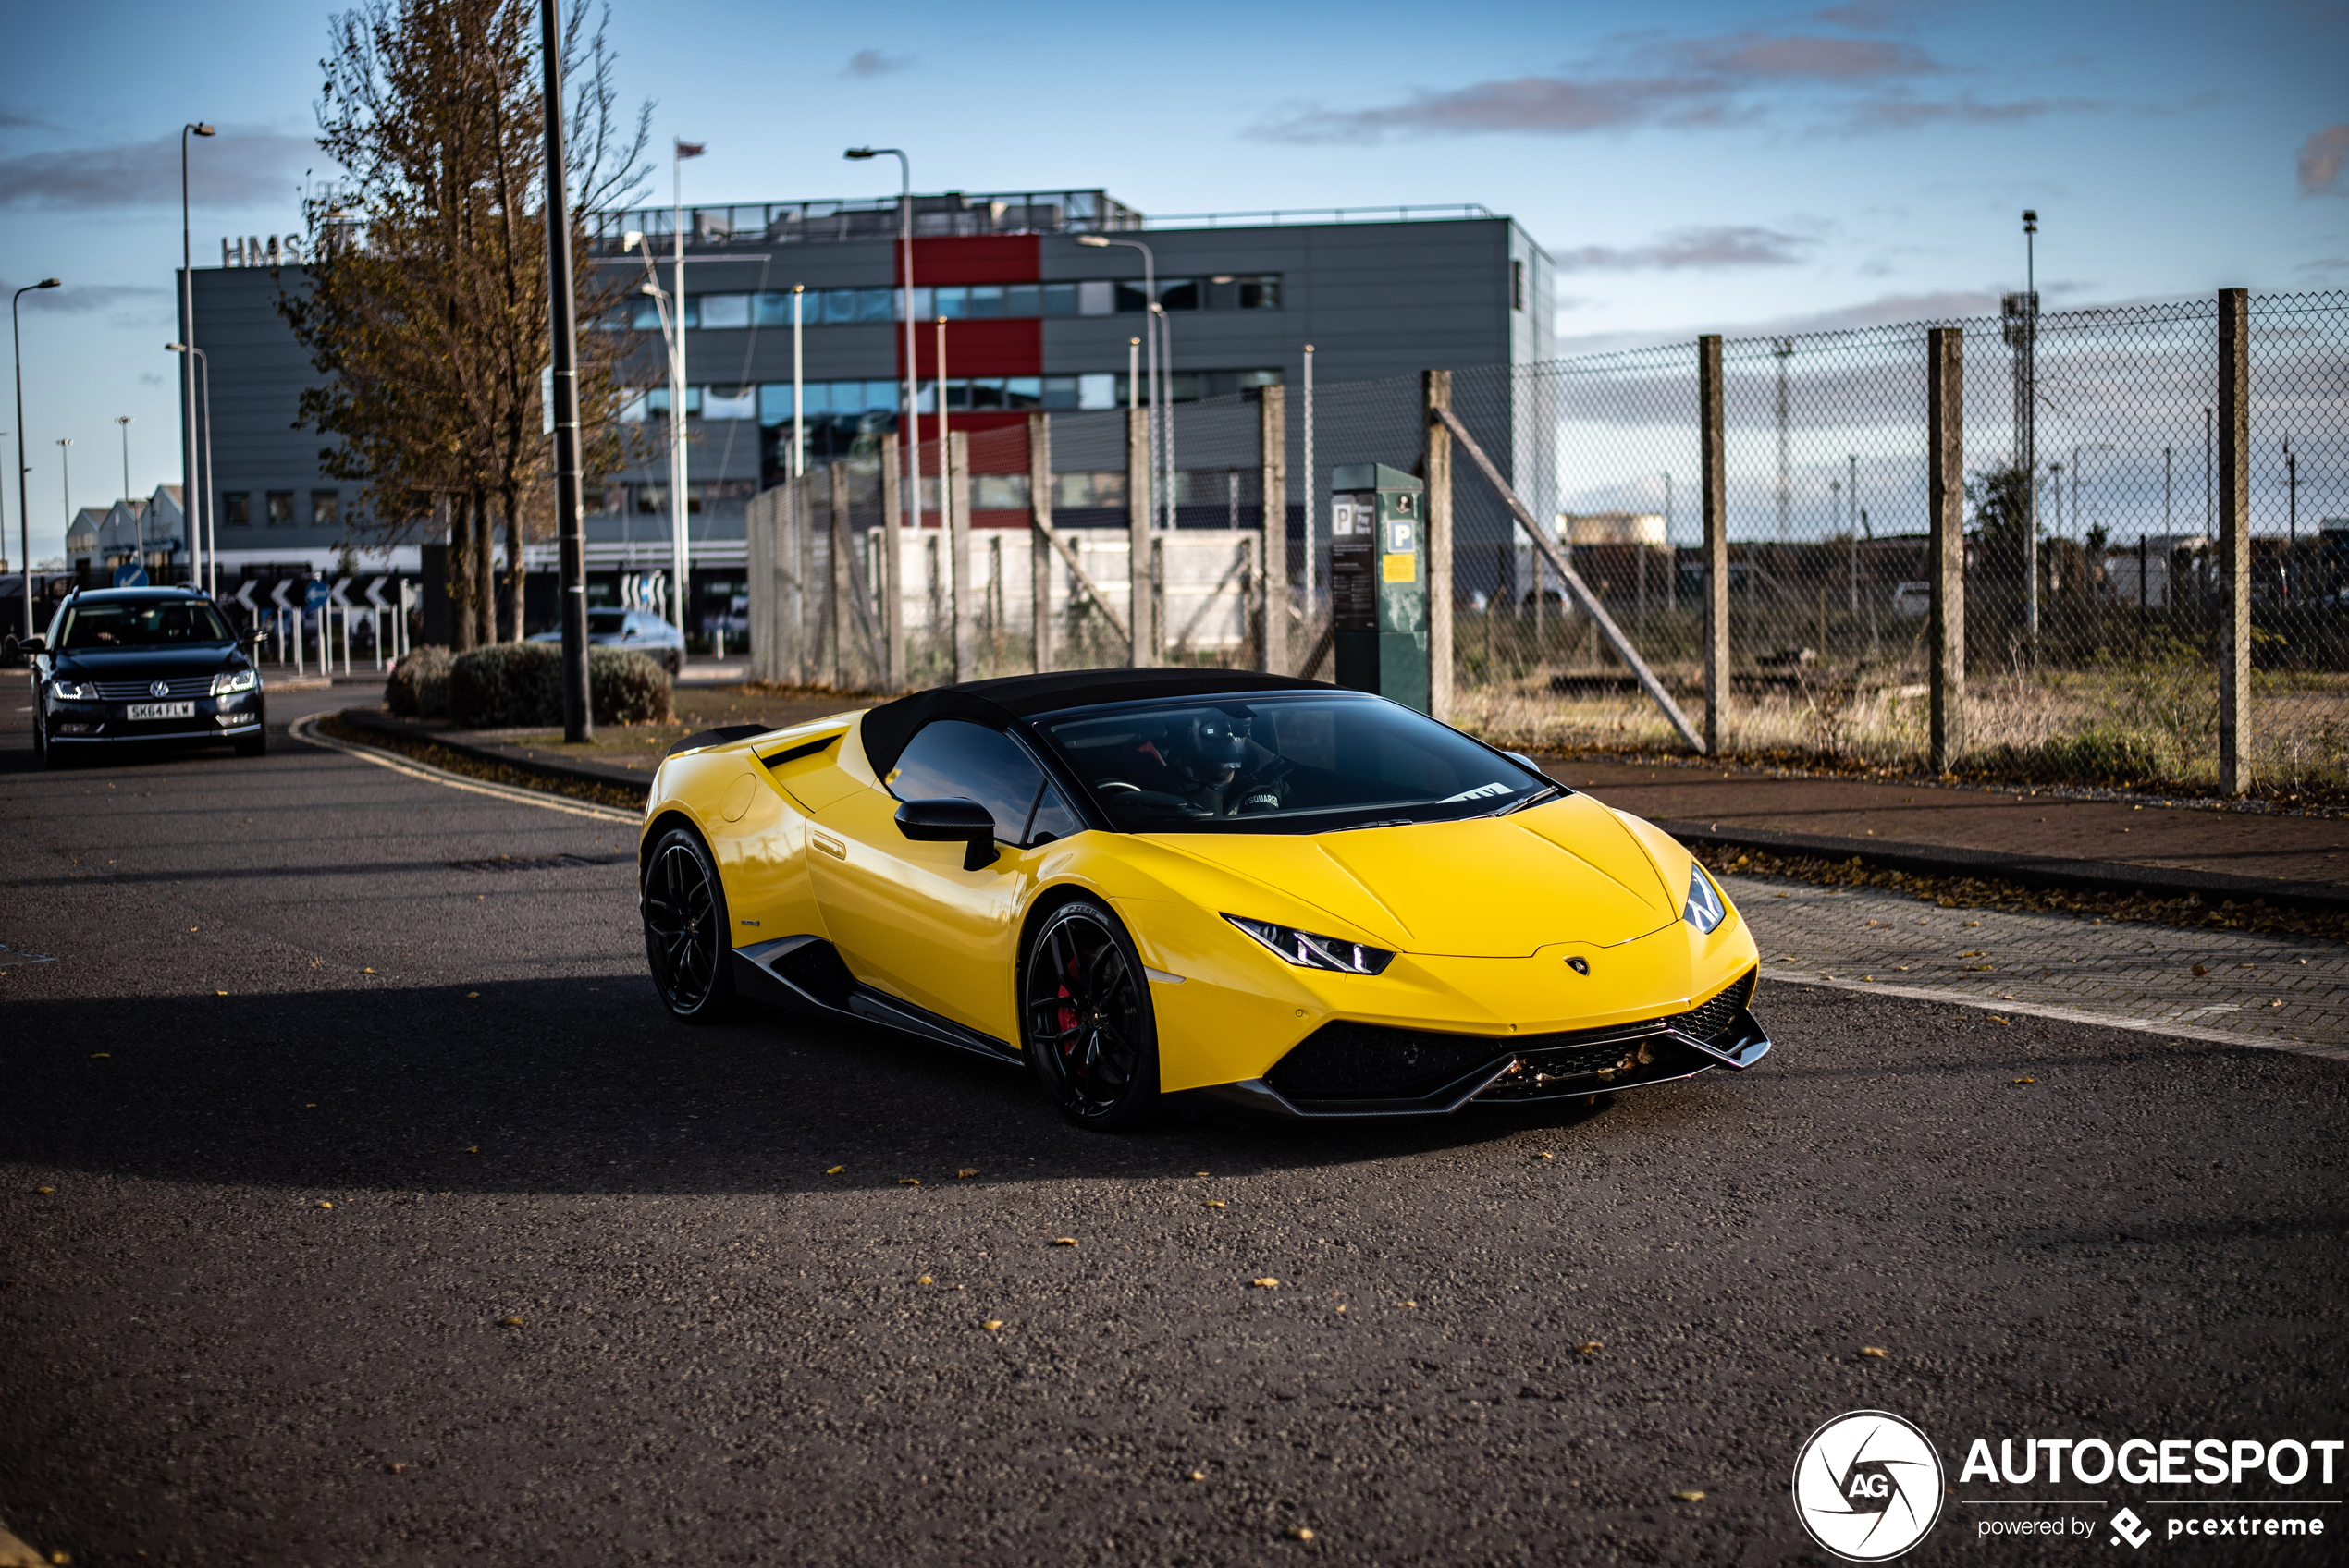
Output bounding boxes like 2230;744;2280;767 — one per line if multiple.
289;714;640;824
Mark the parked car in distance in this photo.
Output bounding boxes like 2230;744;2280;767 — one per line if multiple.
1890;582;1931;618
18;586;268;766
529;609;684;676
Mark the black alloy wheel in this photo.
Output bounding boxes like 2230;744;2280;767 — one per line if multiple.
1022;899;1160;1129
642;826;738;1023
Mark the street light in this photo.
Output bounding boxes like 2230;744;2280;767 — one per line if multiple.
55;439;73;578
844;148;921;529
1077;233;1163;530
117;416;135;570
166;344;212;596
182;123;214;594
13;277;60;637
664;137;704;637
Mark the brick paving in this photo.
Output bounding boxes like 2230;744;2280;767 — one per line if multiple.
1728;872;2349;1060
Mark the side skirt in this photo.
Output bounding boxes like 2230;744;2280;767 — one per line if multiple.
732;936;1024;1070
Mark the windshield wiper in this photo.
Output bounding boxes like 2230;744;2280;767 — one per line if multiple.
1332;817;1416;832
1486;784;1561;817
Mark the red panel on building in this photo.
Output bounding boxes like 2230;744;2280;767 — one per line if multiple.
899;235;1038;286
904;318;1040;378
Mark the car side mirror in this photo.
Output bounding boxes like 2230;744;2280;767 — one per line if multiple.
893;797;1000;871
14;636;43;655
1505;750;1542;774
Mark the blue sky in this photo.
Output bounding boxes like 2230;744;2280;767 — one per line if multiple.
1;0;2342;564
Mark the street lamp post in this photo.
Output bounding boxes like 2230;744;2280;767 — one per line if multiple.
13;277;60;638
1077;234;1160;531
844;149;919;545
668;138;705;643
117;415;136;572
166;344;212;596
55;439;73;576
541;0;591;742
181;123;215;592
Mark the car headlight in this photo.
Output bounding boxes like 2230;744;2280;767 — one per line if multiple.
50;679;91;701
212;668;258;695
1683;863;1729;934
1225;914;1396;975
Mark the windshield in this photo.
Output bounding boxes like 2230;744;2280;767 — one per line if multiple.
58;598;233;649
1032;694;1558;835
588;610;629;633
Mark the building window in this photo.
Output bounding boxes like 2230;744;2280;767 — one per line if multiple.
1512;259;1525;312
696;293;750;330
1158;279;1199;312
1077;281;1114;317
1077;374;1117;410
266;491;295;526
221;492;251;528
312;490;341;526
1237;276;1281;310
703;386;756;421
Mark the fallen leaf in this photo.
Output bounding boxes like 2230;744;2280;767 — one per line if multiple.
315;1200;334;1209
1334;1305;1347;1314
1396;1300;1418;1309
90;1052;109;1059
1195;1171;1211;1177
1205;1200;1225;1208
1288;1526;1315;1541
956;1169;978;1178
982;1319;1003;1331
363;968;376;974
1989;1016;2011;1026
389;1463;408;1474
1052;1237;1078;1246
1578;1341;1603;1354
34;1186;55;1195
465;992;479;998
2012;1077;2035;1084
1188;1469;1206;1482
1673;1489;1705;1502
1251;1278;1280;1288
2192;964;2208;977
916;1276;932;1285
898;1177;921;1186
466;1145;479;1154
1861;1345;1888;1358
1534;1151;1554;1160
214;990;228;997
499;1316;523;1327
825;1165;844;1174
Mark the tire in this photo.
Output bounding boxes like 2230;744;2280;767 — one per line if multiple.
641;825;739;1023
668;652;682;678
1020;898;1161;1130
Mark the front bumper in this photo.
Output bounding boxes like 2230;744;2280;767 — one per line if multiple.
1170;970;1768;1120
47;693;264;744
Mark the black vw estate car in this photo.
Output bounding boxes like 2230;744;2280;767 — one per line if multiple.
17;587;268;766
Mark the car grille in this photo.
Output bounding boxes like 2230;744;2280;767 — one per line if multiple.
91;676;213;700
1264;968;1758;1103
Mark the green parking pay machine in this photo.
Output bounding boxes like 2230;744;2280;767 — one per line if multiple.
1329;463;1428;713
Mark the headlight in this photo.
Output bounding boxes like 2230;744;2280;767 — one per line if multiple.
1683;863;1728;934
212;668;258;695
1225;914;1396;974
50;679;91;701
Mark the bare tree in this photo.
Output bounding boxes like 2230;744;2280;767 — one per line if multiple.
282;0;649;647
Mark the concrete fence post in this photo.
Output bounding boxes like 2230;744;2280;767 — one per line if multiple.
1127;407;1153;666
829;461;853;690
1927;325;1966;773
1698;335;1728;756
1258;386;1287;675
879;433;904;692
794;472;817;686
948;431;973;682
1028;413;1053;676
2217;287;2251;796
1423;370;1454;724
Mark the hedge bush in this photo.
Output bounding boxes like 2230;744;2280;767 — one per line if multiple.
444;641;673;729
385;645;453;718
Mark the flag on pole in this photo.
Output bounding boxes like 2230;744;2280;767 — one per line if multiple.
674;140;706;158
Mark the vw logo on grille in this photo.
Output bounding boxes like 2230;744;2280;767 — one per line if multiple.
150;680;171;697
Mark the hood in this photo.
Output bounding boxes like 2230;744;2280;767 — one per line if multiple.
55;643;243;679
1144;793;1679;958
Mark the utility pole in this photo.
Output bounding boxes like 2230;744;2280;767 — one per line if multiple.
117;416;136;570
2285;436;2298;600
540;0;591;741
670;138;704;644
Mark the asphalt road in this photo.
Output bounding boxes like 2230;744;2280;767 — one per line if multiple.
3;681;2345;1566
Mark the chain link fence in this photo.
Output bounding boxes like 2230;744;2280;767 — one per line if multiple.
748;288;2346;795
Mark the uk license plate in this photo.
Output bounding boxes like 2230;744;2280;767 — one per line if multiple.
126;701;195;721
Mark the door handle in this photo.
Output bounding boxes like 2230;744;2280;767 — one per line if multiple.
812;831;846;860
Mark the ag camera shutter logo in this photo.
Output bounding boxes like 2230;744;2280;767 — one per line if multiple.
1792;1410;1946;1561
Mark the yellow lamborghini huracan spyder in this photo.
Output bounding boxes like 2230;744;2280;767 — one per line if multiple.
638;669;1767;1129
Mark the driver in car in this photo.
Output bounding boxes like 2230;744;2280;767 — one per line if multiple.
1114;712;1290;816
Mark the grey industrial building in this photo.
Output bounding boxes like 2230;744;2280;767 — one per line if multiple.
182;189;1555;631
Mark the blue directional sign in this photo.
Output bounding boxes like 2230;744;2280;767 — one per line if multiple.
304;578;331;611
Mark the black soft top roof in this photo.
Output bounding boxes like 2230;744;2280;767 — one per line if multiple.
858;667;1338;777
